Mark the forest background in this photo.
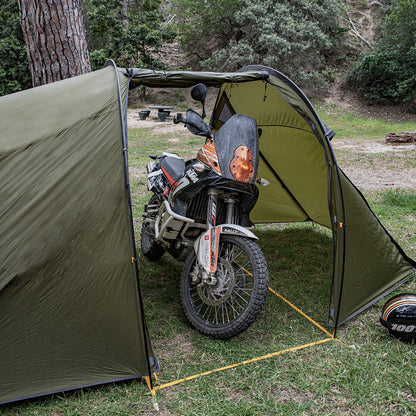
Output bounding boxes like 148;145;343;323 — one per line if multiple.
1;0;416;110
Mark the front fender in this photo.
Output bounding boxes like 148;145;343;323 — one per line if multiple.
218;224;258;240
194;225;258;275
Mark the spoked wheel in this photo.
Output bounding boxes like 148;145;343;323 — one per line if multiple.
180;235;269;339
140;194;166;261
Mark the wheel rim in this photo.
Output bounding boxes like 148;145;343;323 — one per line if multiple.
189;241;254;325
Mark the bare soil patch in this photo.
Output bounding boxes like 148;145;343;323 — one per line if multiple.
332;139;416;190
321;79;416;123
128;108;416;191
127;108;187;135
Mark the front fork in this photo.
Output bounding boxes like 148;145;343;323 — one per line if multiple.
193;187;258;286
194;188;237;285
207;188;220;280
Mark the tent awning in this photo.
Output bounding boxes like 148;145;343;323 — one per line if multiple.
127;68;269;88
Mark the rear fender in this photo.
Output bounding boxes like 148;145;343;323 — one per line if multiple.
194;224;258;275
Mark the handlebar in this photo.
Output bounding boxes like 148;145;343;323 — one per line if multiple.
173;110;212;138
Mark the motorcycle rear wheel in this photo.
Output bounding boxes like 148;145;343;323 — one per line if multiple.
180;235;269;339
140;195;166;261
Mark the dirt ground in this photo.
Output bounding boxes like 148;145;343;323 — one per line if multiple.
331;139;416;190
127;103;416;191
127;109;187;136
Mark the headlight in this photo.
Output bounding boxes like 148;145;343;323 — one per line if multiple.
230;146;255;183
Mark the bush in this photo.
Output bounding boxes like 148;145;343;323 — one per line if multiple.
348;0;416;105
85;0;176;70
0;0;31;96
173;0;344;88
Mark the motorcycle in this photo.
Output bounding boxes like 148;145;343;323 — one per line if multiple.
141;83;269;339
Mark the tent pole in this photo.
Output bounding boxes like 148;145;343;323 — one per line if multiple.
332;164;347;338
105;60;155;390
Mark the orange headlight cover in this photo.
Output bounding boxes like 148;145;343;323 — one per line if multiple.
230;145;255;183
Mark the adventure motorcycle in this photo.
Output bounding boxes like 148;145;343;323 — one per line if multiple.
141;84;269;339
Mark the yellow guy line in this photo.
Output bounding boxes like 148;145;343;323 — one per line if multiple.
149;286;341;397
153;337;334;392
268;286;336;339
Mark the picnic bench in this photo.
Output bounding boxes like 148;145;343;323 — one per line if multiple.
139;106;174;122
149;105;174;122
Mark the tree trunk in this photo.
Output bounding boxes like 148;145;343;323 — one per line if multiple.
18;0;91;87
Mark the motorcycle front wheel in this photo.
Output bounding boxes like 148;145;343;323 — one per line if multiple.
180;235;269;339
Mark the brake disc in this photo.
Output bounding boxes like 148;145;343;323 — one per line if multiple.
197;258;235;306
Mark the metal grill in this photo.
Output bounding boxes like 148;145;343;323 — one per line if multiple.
186;191;226;225
186;191;207;224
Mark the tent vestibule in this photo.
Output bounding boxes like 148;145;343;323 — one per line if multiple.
128;64;415;327
0;63;414;404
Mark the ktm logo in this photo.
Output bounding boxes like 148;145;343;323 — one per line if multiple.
187;169;198;183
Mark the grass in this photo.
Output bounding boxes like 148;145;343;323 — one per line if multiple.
314;102;416;141
2;105;416;415
364;189;416;254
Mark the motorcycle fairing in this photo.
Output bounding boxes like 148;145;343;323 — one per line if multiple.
147;168;166;193
195;224;258;275
171;173;259;228
172;167;217;202
197;138;221;175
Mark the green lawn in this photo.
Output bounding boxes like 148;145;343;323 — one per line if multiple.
3;107;416;416
314;102;416;141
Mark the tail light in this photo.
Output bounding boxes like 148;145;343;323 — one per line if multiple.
230;146;255;183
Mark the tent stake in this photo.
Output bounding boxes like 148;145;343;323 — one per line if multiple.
143;375;159;411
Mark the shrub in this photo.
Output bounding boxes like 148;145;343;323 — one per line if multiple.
0;0;31;96
173;0;344;88
348;0;416;105
85;0;176;70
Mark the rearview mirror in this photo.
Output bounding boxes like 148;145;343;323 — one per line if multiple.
191;83;207;102
191;83;208;119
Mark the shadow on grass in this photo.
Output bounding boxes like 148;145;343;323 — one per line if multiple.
257;225;333;319
138;224;335;382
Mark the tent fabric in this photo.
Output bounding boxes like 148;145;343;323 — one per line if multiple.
328;170;416;325
0;66;157;404
210;66;416;325
0;64;414;404
129;65;415;326
127;67;269;88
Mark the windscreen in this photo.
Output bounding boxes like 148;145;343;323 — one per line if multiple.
214;114;259;184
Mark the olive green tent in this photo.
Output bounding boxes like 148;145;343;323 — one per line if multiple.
0;63;414;404
127;64;415;327
0;63;157;404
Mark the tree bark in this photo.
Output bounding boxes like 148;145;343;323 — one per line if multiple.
18;0;91;87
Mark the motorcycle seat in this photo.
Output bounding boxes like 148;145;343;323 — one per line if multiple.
160;156;186;185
